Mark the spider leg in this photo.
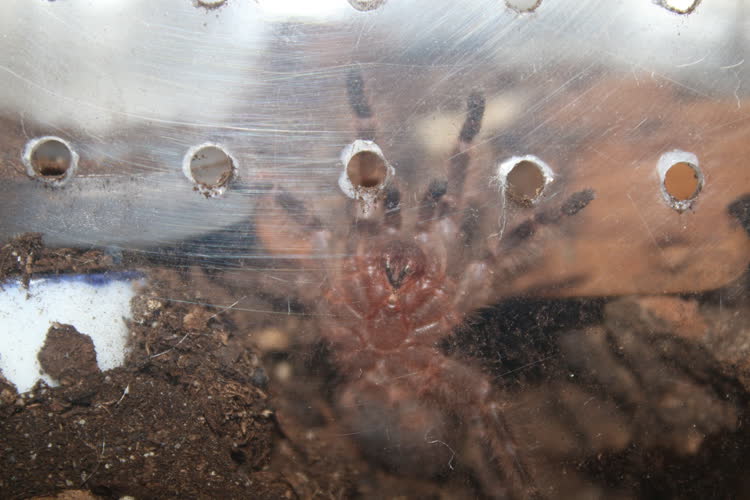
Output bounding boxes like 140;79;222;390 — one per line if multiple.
346;68;377;141
254;187;333;302
411;93;487;285
449;91;486;198
348;183;401;246
451;189;595;312
416;92;486;229
500;188;595;252
469;399;542;500
273;189;325;233
425;356;540;499
492;188;596;285
454;260;493;314
383;184;402;231
443;194;491;269
416;179;449;229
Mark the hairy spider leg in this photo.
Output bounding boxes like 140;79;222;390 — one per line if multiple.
383;184;402;231
252;187;335;303
418;93;487;230
346;68;377;141
450;92;487;196
489;188;597;288
420;354;541;499
274;189;325;232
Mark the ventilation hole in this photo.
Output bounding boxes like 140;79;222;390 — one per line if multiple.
506;160;546;204
194;0;226;8
348;0;386;11
497;155;553;206
657;151;703;211
655;0;701;14
339;140;394;214
183;143;237;198
32;140;71;177
23;136;78;185
347;151;387;188
505;0;542;13
664;162;701;201
190;147;233;186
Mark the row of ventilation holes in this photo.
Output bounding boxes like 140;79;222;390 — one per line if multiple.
22;136;703;211
195;0;701;15
24;1;703;196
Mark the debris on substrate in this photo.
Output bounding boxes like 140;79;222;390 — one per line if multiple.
0;235;379;499
0;233;115;288
0;267;280;498
3;233;750;498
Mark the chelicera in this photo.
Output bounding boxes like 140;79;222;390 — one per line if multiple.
255;68;594;498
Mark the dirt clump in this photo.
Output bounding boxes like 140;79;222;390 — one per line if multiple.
37;324;100;386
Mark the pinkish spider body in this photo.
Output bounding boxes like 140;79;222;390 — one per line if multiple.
317;238;487;473
255;69;594;499
322;239;455;354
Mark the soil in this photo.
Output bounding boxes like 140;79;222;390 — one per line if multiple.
37;324;100;386
0;233;115;288
2;233;750;499
0;236;283;499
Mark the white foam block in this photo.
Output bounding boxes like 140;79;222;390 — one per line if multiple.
0;273;141;393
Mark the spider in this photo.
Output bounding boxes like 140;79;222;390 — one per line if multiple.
254;69;595;499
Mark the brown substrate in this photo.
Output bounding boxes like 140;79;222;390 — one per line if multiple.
3;233;750;499
0;238;283;499
0;233;115;288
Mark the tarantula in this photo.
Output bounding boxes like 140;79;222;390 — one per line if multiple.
255;69;594;499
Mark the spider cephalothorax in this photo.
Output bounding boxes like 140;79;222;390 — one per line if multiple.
381;240;425;291
255;68;595;498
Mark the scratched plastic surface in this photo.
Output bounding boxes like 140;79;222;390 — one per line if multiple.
2;0;750;498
